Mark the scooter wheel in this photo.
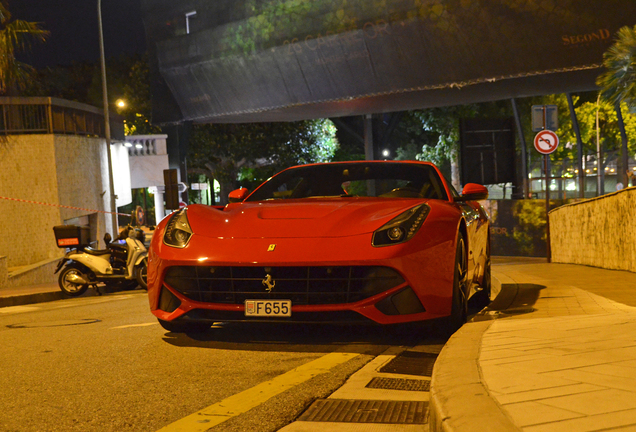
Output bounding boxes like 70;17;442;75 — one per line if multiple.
58;265;89;297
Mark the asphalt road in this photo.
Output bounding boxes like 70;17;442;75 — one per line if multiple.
0;290;444;432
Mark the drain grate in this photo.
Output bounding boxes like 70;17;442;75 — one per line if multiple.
379;351;438;376
366;377;431;392
298;399;428;424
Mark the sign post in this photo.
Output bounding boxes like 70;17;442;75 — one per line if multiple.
533;130;559;263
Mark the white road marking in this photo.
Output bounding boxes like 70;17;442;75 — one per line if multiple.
0;305;41;314
110;322;159;329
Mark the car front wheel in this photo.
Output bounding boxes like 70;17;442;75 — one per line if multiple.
444;233;468;335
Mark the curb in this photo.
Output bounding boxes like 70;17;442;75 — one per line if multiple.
428;273;521;432
0;284;128;309
0;291;64;308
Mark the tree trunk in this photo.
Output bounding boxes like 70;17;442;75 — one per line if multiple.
218;181;234;206
451;150;461;191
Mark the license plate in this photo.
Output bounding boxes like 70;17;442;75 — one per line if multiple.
244;300;291;317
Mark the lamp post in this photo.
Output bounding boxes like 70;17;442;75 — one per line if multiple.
595;94;604;196
98;0;118;234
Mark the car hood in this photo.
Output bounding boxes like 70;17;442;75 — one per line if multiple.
186;199;432;239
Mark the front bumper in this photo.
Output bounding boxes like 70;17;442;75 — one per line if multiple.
148;232;455;325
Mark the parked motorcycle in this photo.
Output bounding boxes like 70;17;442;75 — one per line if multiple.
53;224;148;297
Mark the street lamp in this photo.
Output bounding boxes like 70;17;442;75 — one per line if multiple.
98;0;118;234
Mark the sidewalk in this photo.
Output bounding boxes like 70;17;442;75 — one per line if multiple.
430;258;636;432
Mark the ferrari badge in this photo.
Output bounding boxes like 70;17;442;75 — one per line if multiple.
262;274;276;292
267;244;276;251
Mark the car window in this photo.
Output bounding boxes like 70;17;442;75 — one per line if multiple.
246;163;449;201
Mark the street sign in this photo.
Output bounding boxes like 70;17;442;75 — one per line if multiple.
534;130;559;155
178;182;189;193
191;183;209;190
532;105;558;131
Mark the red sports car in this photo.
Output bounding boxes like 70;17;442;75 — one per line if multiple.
147;161;490;334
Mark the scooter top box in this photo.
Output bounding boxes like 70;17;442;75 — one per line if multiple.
53;225;91;248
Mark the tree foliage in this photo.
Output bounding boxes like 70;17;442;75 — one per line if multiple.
188;119;338;204
597;25;636;108
22;53;160;135
525;93;636;172
116;55;161;135
0;1;48;94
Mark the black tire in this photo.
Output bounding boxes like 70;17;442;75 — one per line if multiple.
469;257;491;311
58;265;89;297
444;234;469;335
481;257;492;300
136;258;148;290
157;319;210;334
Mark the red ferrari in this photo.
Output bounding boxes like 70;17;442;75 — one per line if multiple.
147;161;490;334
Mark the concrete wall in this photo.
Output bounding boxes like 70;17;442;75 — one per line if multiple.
111;143;132;208
0;135;63;267
0;134;110;271
550;187;636;272
128;135;169;189
53;135;112;245
0;256;7;286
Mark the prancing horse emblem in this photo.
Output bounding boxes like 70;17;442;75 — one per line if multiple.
262;274;275;292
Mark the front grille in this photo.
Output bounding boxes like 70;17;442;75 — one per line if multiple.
182;309;375;324
164;266;404;305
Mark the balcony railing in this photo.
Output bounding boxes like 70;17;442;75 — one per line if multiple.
125;135;168;156
0;97;124;140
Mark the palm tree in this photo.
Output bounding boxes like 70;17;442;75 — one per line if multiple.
597;25;636;107
0;1;48;95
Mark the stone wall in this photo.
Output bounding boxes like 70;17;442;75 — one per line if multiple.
549;187;636;272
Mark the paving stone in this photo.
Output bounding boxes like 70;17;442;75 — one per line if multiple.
495;383;604;405
537;389;636;416
502;401;582;426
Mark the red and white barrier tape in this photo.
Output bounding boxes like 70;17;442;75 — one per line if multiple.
0;196;132;217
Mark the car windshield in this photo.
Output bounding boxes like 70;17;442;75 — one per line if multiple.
246;162;449;201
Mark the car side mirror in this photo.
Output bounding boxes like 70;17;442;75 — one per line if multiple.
228;187;249;203
456;183;488;201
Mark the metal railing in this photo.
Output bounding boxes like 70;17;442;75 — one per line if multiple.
0;97;124;140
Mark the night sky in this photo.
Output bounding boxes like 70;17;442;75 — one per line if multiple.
12;0;147;68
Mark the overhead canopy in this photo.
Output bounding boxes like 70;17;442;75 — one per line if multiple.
140;0;636;124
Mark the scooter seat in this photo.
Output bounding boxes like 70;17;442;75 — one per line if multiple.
84;247;111;256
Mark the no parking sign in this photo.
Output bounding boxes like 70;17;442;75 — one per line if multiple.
534;130;559;155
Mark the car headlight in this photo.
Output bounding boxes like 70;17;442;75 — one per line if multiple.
163;209;193;248
372;204;430;247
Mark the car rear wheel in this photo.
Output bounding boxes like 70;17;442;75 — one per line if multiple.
444;234;468;335
157;319;210;334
